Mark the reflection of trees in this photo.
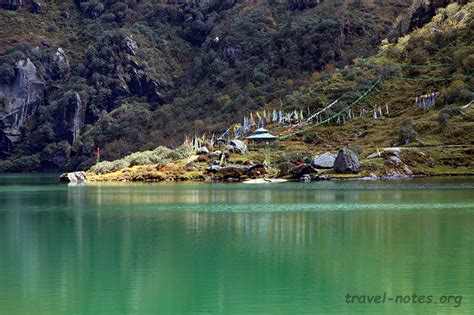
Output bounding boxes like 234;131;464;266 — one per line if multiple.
0;182;473;313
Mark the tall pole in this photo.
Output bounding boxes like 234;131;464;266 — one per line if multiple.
96;147;100;164
264;142;271;167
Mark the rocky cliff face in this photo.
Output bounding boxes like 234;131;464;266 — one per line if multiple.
0;0;22;10
388;0;456;40
50;48;70;80
118;36;164;102
0;58;44;155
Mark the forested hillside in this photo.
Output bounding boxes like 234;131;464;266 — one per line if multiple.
0;0;471;172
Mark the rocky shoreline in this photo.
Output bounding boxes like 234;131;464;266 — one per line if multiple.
61;146;474;184
60;170;473;185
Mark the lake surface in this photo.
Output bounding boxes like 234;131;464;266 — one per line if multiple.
0;175;473;314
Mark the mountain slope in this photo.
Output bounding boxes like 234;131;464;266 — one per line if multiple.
0;0;470;172
86;2;473;181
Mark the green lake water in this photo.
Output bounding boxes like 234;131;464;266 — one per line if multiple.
0;175;473;314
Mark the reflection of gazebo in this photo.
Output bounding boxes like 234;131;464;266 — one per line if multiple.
246;128;277;151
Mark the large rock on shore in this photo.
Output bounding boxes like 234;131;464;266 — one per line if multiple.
312;152;337;169
60;171;87;184
334;148;360;173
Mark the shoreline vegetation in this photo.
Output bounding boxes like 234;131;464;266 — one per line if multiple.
76;143;473;184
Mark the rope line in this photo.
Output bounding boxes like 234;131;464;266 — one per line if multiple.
389;76;453;81
314;77;382;127
278;77;382;140
383;63;451;68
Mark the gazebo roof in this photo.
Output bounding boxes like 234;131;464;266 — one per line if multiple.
253;128;269;134
246;128;276;140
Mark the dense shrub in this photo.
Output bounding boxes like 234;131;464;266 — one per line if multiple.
396;119;417;145
127;152;152;166
162;145;192;160
102;13;116;23
276;161;294;176
347;146;363;156
0;155;41;172
438;106;464;128
303;132;319;144
90;161;114;174
90;144;192;174
440;80;472;105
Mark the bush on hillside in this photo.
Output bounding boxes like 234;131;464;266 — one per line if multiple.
438;106;464;128
395;119;417;145
304;132;319;144
440;80;472;105
347;146;363;156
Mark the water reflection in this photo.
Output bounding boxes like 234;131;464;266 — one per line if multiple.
0;177;473;313
57;181;474;213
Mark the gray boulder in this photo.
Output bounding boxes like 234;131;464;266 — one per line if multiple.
334;148;360;173
207;165;221;173
209;150;222;158
312;152;337;169
197;147;209;155
300;174;311;182
229;139;247;154
60;171;86;184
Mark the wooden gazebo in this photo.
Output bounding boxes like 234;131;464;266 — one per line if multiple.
246;128;277;150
